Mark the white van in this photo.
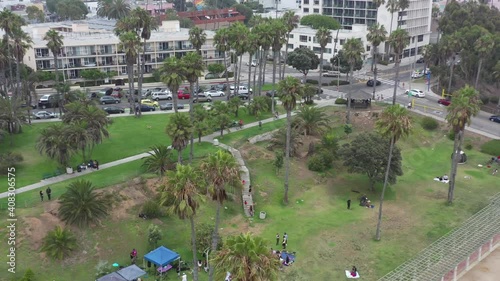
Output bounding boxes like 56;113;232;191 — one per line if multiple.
229;85;252;95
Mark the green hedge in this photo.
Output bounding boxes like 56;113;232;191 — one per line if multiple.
480;140;500;156
306;79;318;84
421;117;439;131
335;98;347;104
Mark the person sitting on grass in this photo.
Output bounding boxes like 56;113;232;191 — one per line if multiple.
443;174;449;181
351;266;358;277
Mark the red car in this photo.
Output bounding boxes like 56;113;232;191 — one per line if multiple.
178;90;190;100
438;99;451;106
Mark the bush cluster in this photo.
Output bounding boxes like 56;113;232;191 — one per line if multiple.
306;79;318;85
420;117;439;131
141;200;163;218
0;152;23;175
307;153;333;172
335;98;347;104
480;140;500;156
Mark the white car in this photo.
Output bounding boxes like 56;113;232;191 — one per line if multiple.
411;71;424;79
405;89;425;98
204;90;225;97
33;111;56;119
246;60;259;67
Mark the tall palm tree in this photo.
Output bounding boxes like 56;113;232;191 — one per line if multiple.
166;113;193;163
58;180;110;227
388;28;410;105
270;19;286;110
397;0;410;23
97;0;131;20
343;38;365;123
199;150;240;281
255;22;273;93
214;28;231;97
212;233;280;281
246;32;259;96
160;164;202;281
0;94;27;144
374;105;412;240
182;52;204;163
474;31;494;90
41;226;77;260
445;85;481;204
366;23;387;99
0;9;24;93
385;0;399;60
295;106;331;136
132;8;159;117
277;76;303;204
316;27;332;96
10;28;32;96
118;31;141;114
44;29;64;109
36;124;76;167
188;26;207;93
228;22;249;95
281;11;299;79
161;57;186;113
142;145;174;177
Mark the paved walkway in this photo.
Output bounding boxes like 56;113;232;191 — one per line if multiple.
459;248;500;281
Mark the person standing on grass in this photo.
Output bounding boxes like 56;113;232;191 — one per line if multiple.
282;238;287;249
347;199;351;210
46;187;52;200
276;233;280;246
39;190;44;202
283;232;288;242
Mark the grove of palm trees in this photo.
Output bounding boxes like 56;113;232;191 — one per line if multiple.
1;1;500;281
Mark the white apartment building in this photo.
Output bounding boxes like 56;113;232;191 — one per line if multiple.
284;24;370;62
22;20;221;82
299;0;432;60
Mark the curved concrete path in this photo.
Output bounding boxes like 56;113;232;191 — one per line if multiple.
459;248;500;281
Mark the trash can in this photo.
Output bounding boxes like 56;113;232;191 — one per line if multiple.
213;139;219;146
259;211;266;220
66;167;73;174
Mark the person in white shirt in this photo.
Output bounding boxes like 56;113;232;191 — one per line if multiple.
181;273;187;281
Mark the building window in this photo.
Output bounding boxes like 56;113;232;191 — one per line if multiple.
314;0;319;4
288;34;294;39
303;8;309;13
309;36;312;42
299;45;308;49
287;44;294;49
313;8;319;13
366;46;371;52
418;35;424;42
313;47;321;54
340;39;345;45
299;35;308;43
303;0;309;4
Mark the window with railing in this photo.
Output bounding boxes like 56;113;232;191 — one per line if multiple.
313;0;319;5
323;0;333;7
313;8;319;13
35;48;50;58
323;8;333;15
355;1;366;8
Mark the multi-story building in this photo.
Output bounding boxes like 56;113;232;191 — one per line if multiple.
22;20;222;82
299;0;432;60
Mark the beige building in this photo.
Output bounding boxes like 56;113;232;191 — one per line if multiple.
23;20;221;82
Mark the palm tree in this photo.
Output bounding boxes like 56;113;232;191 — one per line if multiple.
44;29;64;108
281;11;299;79
188;26;207;93
343;38;365;123
166;113;193;163
97;0;131;20
36;124;76;167
316;27;332;97
474;31;494;90
270;19;287;111
118;31;141;114
10;28;32;96
0;94;27;144
397;0;410;23
374;105;412;240
212;233;280;281
40;226;77;260
388;28;410;105
142;145;174;177
443;34;461;95
58;180;110;227
277;76;302;204
246;32;259;96
255;22;273;93
161;57;186;113
199;150;240;281
0;9;24;93
182;52;204;163
366;23;387;99
160;164;202;281
214;28;231;97
295;106;330;136
132;8;159;117
228;22;249;95
445;85;481;204
385;0;398;60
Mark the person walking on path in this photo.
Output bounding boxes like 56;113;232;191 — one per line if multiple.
347;199;351;210
95;160;99;170
46;187;52;200
276;233;280;246
39;190;44;202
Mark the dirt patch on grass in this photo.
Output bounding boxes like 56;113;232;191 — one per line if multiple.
22;201;63;250
220;214;266;237
238;142;275;161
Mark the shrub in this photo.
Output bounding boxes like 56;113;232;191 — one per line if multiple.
329;80;350;86
464;142;473;150
322;65;333;71
0;152;23;175
479;95;489;105
307;153;333;172
480;140;500;156
306;79;318;84
421;117;439;131
141;200;163;218
447;130;455;141
335;98;347;104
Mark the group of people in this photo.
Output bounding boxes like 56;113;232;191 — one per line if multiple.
437;174;449;181
276;232;288;249
39;187;52;201
88;159;99;170
359;195;372;208
197;260;209;273
244;200;254;216
271;249;293;267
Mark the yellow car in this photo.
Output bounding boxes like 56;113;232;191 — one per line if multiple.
141;99;159;107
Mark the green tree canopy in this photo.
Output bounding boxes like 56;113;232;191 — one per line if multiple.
286;47;320;77
207;63;225;75
330;50;363;75
300;14;341;30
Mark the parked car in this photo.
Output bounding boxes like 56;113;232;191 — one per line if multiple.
100;96;121;104
136;104;156;112
438;99;451;106
229;85;252;95
38;94;60;109
405;89;426;98
229;93;250;100
151;92;172;101
178;91;190;100
416;57;425;63
99;88;113;96
204;90;225;97
246;59;259;67
33;111;56;119
193;93;213;103
411;70;424;79
205;73;220;79
103;106;125;114
366;79;381;86
489;116;500;123
211;84;228;92
110;89;123;98
322;71;340;77
160;103;185;110
141;99;159;107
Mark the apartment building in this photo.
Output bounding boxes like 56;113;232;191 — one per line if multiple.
22;20;222;82
299;0;432;60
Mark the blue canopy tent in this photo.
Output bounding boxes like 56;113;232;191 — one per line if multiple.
143;246;180;273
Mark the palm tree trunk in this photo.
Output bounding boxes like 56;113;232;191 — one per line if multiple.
54;53;60;115
177;149;182;163
6;35;14;94
318;50;324;98
262;49;268;87
392;57;401;105
387;13;394;61
248;54;253;99
209;200;222;281
372;47;378;99
271;50;277;113
257;50;263;96
475;59;482;90
16;57;21;97
224;51;230;99
127;63;135;114
237;54;243;94
190;216;199;281
284;109;291;204
189;81;195;163
233;53;238;95
447;58;455;95
138;39;147;117
346;66;353;124
375;137;395;241
448;130;462;204
282;35;290;79
278;50;283;80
